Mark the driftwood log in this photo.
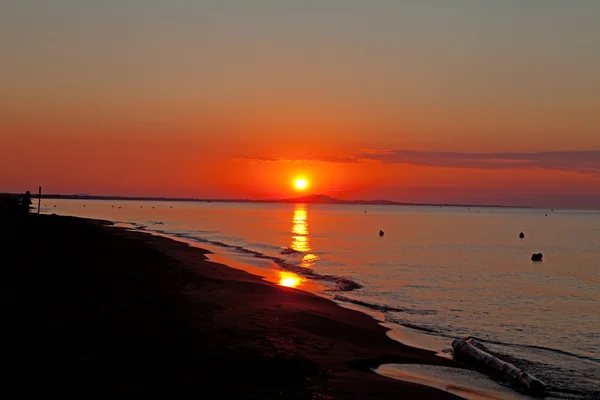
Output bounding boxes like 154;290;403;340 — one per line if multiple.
452;338;546;396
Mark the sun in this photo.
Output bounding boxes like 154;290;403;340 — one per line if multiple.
294;178;308;190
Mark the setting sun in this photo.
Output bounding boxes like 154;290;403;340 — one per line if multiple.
295;178;308;190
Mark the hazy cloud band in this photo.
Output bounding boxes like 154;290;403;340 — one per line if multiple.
236;150;600;175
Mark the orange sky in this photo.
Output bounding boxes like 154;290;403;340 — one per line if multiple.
1;1;599;208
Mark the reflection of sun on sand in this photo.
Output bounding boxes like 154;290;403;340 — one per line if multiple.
203;247;325;292
278;272;302;288
376;364;537;400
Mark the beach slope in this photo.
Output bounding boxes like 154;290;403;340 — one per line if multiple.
0;213;462;399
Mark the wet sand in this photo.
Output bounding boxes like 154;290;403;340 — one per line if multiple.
0;213;465;399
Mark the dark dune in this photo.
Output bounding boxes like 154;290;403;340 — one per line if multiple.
0;213;463;399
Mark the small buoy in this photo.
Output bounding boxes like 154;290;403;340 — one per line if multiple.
519;232;525;239
531;253;543;261
379;230;384;237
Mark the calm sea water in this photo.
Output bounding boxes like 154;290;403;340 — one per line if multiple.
45;199;599;398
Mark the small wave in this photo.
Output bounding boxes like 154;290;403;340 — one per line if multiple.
404;284;429;289
144;228;363;292
280;247;302;255
388;319;443;335
333;295;437;315
467;336;600;365
461;338;599;399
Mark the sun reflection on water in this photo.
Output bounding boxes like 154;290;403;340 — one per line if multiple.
278;272;302;288
291;205;318;268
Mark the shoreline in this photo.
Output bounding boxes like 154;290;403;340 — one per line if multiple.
34;194;536;210
126;223;554;400
134;225;453;356
1;213;465;399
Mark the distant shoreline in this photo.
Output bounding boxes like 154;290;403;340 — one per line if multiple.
28;193;530;209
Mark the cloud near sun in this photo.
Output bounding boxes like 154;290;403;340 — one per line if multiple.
235;150;600;176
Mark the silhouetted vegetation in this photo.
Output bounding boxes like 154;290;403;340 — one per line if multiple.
0;194;20;213
0;192;33;223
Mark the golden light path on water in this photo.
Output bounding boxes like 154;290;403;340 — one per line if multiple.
209;204;320;290
290;204;318;269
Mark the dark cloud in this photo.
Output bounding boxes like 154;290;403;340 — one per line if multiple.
233;155;373;164
360;150;600;175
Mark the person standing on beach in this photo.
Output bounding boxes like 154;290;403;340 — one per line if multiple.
21;191;32;214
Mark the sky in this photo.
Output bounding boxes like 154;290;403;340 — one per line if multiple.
1;0;599;208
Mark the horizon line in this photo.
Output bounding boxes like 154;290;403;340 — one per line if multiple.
7;192;540;210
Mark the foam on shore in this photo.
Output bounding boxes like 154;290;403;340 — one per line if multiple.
126;224;526;399
376;364;552;400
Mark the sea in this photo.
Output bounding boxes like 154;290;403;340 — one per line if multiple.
43;199;599;399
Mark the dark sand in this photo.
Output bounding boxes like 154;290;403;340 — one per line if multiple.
0;213;464;399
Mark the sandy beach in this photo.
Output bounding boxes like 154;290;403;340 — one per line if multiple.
0;213;465;399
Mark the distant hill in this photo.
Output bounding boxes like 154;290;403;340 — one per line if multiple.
276;194;518;208
32;193;525;208
278;194;345;204
278;194;411;205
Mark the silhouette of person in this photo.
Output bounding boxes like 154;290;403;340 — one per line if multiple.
21;191;32;214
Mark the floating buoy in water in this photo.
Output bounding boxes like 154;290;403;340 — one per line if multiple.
519;232;525;239
452;338;546;396
379;230;384;237
531;253;543;261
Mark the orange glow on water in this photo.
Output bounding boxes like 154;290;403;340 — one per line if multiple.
290;205;318;268
279;272;302;288
292;206;309;252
